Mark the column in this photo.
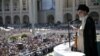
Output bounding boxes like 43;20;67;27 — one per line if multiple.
55;0;64;23
29;0;37;34
76;0;79;6
29;0;37;24
28;0;33;24
20;0;22;24
10;0;13;24
2;0;5;25
99;12;100;23
72;0;76;20
85;0;89;6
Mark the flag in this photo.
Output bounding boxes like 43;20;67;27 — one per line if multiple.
97;0;100;2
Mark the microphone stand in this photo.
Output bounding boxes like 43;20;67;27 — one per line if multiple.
68;21;71;48
72;19;81;51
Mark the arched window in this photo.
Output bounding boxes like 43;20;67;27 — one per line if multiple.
5;16;11;24
23;15;29;24
22;0;28;10
89;12;99;24
4;0;10;11
14;15;20;24
47;15;54;24
0;0;2;11
0;16;3;25
63;13;72;23
13;0;20;11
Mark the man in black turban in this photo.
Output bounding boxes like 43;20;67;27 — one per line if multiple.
77;4;98;56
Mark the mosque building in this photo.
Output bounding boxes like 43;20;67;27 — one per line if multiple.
0;0;100;26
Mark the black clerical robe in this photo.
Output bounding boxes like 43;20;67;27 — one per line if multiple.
83;16;98;56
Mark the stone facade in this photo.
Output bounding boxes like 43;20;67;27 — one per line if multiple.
0;0;99;25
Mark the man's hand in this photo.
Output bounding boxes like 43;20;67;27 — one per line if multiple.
70;25;79;32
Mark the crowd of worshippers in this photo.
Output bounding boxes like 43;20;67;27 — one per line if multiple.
0;28;71;56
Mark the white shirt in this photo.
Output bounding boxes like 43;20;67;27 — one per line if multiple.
77;15;88;52
79;15;88;30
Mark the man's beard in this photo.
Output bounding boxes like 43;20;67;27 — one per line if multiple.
79;17;85;21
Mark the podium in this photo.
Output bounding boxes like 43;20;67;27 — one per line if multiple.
54;42;85;56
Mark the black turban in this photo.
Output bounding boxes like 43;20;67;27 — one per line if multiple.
77;4;89;13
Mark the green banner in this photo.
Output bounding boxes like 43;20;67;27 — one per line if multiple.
97;0;100;2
